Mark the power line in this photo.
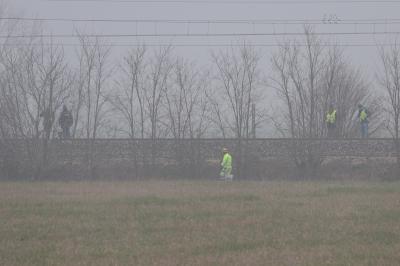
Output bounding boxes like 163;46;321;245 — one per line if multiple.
3;17;400;25
44;0;400;4
0;42;395;47
1;31;400;38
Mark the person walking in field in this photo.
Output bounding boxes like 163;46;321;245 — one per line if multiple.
220;148;233;180
326;105;337;138
358;104;369;138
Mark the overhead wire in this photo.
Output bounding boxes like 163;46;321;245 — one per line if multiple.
2;17;400;25
44;0;400;4
0;42;396;47
9;2;400;48
1;31;400;38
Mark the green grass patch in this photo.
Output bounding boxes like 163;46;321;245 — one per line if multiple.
206;194;261;202
1;181;400;265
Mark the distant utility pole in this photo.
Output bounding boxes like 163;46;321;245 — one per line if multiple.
252;103;256;139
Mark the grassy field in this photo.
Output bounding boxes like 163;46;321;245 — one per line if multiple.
1;181;400;266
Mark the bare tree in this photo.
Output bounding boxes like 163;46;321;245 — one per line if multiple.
111;45;147;178
378;43;400;171
163;57;211;176
0;34;72;178
164;58;209;139
70;53;86;138
271;27;379;177
77;35;112;178
211;45;263;138
271;38;322;173
322;47;381;138
113;45;147;138
33;40;73;176
144;46;173;168
211;45;263;178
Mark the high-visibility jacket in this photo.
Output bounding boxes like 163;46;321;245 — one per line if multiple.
326;110;337;124
360;109;368;122
221;153;232;169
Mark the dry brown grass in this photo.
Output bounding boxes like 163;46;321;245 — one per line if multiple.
1;181;400;265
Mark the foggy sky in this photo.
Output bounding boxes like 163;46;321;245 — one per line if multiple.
11;0;400;71
5;0;399;137
9;0;400;102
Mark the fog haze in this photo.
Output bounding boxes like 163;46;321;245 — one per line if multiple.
5;0;400;136
11;0;400;74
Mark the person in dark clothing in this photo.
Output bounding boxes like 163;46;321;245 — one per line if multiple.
58;105;73;139
40;108;55;138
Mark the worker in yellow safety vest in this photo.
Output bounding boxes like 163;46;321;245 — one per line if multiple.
220;148;233;180
358;104;369;138
326;106;337;138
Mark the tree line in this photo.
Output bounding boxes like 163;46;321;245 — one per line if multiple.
0;11;399;178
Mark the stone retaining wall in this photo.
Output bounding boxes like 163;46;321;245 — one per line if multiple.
0;138;398;179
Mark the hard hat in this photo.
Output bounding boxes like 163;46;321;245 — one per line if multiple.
222;148;228;153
